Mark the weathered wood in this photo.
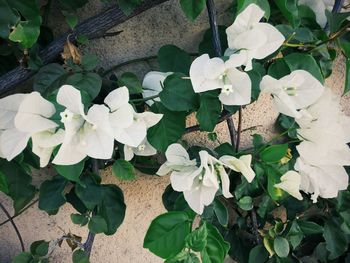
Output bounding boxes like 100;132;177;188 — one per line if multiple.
0;0;169;95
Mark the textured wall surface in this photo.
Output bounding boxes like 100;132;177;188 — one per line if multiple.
0;0;350;262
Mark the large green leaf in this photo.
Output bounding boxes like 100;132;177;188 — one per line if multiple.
196;91;222;132
274;237;290;258
88;215;108;234
66;72;102;100
274;0;300;28
179;0;206;21
33;63;67;96
54;160;85;183
0;0;18;39
9;19;41;49
147;102;186;152
158;45;191;74
118;72;143;94
267;167;283;201
200;224;230;263
0;170;9;194
186;223;208;252
12;252;33;263
98;184;126;235
345;58;350;95
10;0;40;20
268;59;291;79
298;220;323;235
39;176;67;215
248;245;269;263
325;10;350;34
144;211;192;259
160;73;199;111
260;144;288;163
75;174;102;210
0;160;36;213
323;218;348;260
30;240;49;257
283;53;324;84
112;159;136;181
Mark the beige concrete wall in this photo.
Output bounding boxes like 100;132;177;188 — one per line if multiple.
1;0;350;262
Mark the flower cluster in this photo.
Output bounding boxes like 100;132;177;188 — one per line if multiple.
0;85;162;166
157;144;255;214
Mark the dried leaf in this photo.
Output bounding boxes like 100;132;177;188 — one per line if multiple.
61;40;81;64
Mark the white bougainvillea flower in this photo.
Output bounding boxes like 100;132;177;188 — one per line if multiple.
189;54;252;106
124;138;157;161
0;92;58;161
295;158;349;202
53;85;114;165
260;70;325;118
219;154;256;183
274;171;303;200
225;4;285;71
32;129;65;167
142;71;172;106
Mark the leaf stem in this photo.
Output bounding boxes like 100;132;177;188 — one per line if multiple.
130;94;159;102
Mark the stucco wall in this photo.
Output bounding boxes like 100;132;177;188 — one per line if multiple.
1;0;350;262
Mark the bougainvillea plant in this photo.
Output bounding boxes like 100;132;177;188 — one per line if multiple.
0;0;350;262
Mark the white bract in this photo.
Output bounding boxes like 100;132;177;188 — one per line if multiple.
124;139;157;161
260;70;325;118
0;92;59;163
274;171;303;200
219;154;256;183
294;89;350;202
157;143;255;214
142;71;172;106
189;54;252;106
225;4;285;71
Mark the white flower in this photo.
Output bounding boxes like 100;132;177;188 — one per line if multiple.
53;85;115;165
260;70;325;118
157;144;254;214
189;54;252;106
225;4;285;71
142;71;172;106
295;158;348;202
0;92;58;161
124;138;157;161
274;171;303;200
219;154;256;183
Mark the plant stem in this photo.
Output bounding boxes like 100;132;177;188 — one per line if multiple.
332;0;345;12
226;116;236;149
250;208;262;245
235;107;242;152
185;111;233;133
130;94;159;103
0;202;25;252
0;199;38;227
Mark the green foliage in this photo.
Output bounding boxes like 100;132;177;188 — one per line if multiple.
72;249;90;263
323;218;348;260
112;159;136;181
274;0;300;28
55;160;85;183
260;144;288;163
33;63;67;95
180;0;206;21
196;90;222;132
158;45;192;74
30;240;49;257
186;223;208;252
13;240;49;263
116;0;143;15
237;0;270;19
238;196;253;211
118;72;143;94
274;236;290;258
160;73;199;111
39;176;67;215
199;26;228;58
248;245;269;263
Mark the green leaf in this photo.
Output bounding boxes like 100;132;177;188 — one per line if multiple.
283;53;324;84
54;160;85;183
9;19;41;49
71;213;88;226
198;26;228;58
75;174;102;210
237;0;270;19
248;68;262;102
0;170;9;194
325;10;350;34
196;90;222;132
98;184;126;235
323;218;348;260
66;72;102;99
200;223;230;263
179;0;206;21
144;211;192;259
72;249;89;263
286;221;303;249
248;245;269;263
112;159;136;181
116;0;142;15
158;45;191;74
39;176;67;215
298;220;323;235
33;63;67;96
274;0;300;28
337;190;350;212
0;0;18;39
213;198;228;226
66;188;88;214
267;167;283;201
268;59;291;79
81;54;100;71
119;72;143;94
63;13;78;29
30;240;49;257
59;0;88;12
344;58;350;95
160;73;199;111
147;102;186;152
274;237;290;258
238;196;253;211
260;144;288;163
0;160;36;213
12;252;33;263
88;215;108;234
186;223;208;252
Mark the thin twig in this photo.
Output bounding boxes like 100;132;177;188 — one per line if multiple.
0;202;25;251
226;117;236;149
250;208;262;245
185;111;233;133
0;199;38;227
235;107;242;152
